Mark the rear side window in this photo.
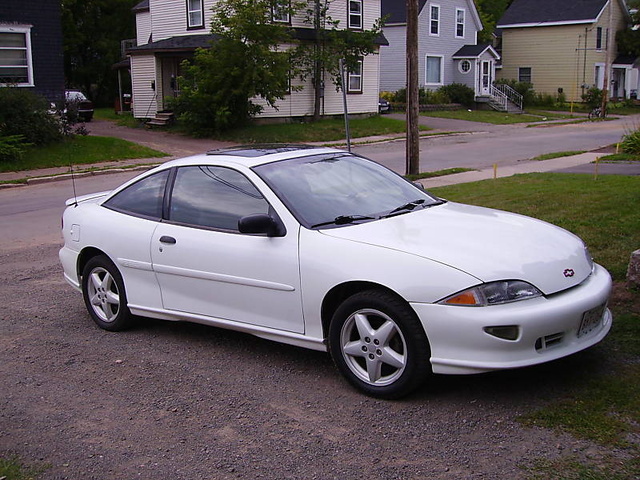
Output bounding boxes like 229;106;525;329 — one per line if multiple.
169;166;270;231
104;170;169;219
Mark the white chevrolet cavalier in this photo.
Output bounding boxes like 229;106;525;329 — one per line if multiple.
60;146;612;398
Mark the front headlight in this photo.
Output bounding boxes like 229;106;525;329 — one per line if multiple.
438;280;542;307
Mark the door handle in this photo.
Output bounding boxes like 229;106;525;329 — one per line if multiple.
159;235;176;245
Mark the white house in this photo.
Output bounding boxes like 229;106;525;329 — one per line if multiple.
127;0;386;121
379;0;500;100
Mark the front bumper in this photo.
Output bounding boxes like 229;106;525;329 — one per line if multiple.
411;264;612;375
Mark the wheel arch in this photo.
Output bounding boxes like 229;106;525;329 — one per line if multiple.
321;281;413;340
76;247;111;281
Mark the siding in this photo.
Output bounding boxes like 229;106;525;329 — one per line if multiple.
1;0;64;102
148;0;380;42
498;0;627;102
131;55;158;118
380;0;482;92
136;10;152;45
258;54;380;116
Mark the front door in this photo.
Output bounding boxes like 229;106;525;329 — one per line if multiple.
481;60;493;95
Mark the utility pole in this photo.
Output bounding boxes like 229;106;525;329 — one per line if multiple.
406;0;420;175
601;0;614;113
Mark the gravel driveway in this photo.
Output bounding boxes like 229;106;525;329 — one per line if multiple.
1;239;614;479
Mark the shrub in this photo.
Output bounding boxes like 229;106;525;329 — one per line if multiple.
0;134;31;163
0;87;62;146
620;126;640;154
582;87;603;110
438;83;475;107
419;88;451;104
494;79;535;106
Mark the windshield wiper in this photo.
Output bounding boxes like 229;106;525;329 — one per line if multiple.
311;215;377;228
382;198;446;218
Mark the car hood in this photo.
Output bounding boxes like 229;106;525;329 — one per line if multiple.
320;202;593;295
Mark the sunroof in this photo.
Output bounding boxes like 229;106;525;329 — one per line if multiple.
206;144;317;157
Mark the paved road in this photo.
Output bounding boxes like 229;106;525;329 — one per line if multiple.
355;114;639;173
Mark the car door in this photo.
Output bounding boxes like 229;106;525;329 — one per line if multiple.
150;165;304;333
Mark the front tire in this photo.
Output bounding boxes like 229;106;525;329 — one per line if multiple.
328;290;431;399
81;255;133;331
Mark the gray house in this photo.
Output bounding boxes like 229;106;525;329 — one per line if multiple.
379;0;499;100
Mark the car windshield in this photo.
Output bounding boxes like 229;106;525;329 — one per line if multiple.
253;153;442;228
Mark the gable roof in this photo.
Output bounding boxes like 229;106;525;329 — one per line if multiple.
452;44;500;59
497;0;630;28
382;0;428;24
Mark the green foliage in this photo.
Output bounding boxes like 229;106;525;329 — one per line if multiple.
171;0;293;135
0;135;31;163
475;0;514;43
494;78;536;106
61;0;137;106
0;88;62;146
620;126;640;154
0;136;167;174
438;83;475;107
291;0;383;119
582;87;604;109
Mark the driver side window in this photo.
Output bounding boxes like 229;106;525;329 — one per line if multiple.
169;166;270;231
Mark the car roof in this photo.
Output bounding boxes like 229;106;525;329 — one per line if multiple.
161;145;348;169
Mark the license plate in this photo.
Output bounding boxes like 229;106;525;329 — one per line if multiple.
578;304;606;338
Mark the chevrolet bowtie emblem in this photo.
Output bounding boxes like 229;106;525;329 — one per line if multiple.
563;269;575;278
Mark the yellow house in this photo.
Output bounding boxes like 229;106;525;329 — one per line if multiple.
497;0;632;103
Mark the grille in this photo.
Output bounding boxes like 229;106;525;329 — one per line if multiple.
535;332;564;352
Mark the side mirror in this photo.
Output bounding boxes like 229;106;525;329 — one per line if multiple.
238;214;286;237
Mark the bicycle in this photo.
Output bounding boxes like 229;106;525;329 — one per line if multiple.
588;106;607;120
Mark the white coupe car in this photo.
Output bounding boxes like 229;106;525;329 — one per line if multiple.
60;146;612;398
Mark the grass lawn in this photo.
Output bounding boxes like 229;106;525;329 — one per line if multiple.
212;115;427;143
0;136;168;174
432;173;640;479
420;109;559;124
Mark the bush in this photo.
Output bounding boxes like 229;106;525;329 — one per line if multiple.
0;88;62;146
494;79;535;106
438;83;475;107
0;134;31;163
392;87;451;105
621;127;640;154
582;87;603;110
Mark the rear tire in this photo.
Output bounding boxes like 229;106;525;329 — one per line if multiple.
328;290;431;399
81;255;133;331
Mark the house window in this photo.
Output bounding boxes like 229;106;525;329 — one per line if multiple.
347;59;363;93
349;0;363;29
430;5;440;36
426;55;443;84
518;67;532;83
596;27;603;50
273;1;290;23
186;0;204;29
458;60;471;74
0;26;33;86
455;8;465;38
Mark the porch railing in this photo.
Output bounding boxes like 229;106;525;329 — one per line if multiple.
493;83;524;112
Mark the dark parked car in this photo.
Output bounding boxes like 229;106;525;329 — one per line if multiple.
65;90;94;122
378;98;391;114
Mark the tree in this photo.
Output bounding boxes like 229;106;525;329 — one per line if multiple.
61;0;137;106
171;0;294;135
475;0;514;43
291;0;383;121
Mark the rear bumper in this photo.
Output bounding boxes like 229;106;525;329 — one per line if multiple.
411;264;613;375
